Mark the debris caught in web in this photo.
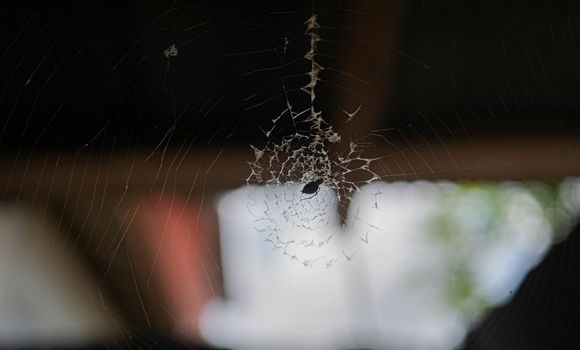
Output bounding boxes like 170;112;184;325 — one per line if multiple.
163;44;179;58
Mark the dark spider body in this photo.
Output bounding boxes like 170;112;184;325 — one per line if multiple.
301;178;323;194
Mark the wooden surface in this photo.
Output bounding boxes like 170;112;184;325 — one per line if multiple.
1;135;578;202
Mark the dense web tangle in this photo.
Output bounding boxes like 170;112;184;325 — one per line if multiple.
245;14;382;267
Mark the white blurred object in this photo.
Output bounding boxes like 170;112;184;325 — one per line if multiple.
201;181;562;350
0;204;124;347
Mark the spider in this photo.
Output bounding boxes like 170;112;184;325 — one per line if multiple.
301;178;324;199
300;165;349;199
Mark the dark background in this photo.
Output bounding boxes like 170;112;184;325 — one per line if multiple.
1;0;580;152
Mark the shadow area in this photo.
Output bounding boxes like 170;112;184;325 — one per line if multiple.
463;222;580;350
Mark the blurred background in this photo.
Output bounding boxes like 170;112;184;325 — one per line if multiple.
1;0;580;349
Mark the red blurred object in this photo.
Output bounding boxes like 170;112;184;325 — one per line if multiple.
135;193;220;341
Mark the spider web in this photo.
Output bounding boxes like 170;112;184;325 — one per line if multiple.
244;12;384;267
0;0;580;349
